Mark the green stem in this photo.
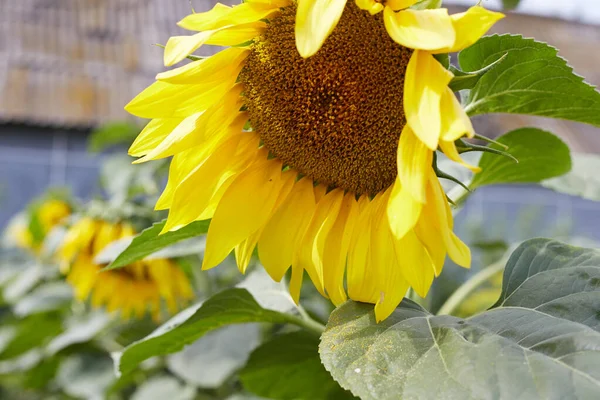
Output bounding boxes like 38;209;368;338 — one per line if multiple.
437;260;505;316
287;312;326;335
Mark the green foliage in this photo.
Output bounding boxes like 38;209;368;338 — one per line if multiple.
0;313;63;360
502;0;521;9
56;353;116;399
543;153;600;202
131;376;196;400
88;122;140;153
240;331;354;400
100;154;164;202
107;219;210;270
12;282;72;317
114;288;310;376
460;35;600;127
166;324;261;388
448;54;507;92
470;128;572;188
320;239;600;400
412;0;442;10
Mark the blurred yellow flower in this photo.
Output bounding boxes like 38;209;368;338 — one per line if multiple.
10;199;71;253
59;218;194;320
126;0;501;321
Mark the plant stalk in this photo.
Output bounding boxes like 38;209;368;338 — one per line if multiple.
287;312;326;335
437;260;505;316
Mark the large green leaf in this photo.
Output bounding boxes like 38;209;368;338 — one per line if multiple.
56;354;115;399
13;282;73;317
46;312;112;355
106;219;209;270
130;376;196;400
470;128;571;188
114;288;307;376
320;239;600;400
542;153;600;202
240;332;354;400
167;324;261;388
461;34;600;127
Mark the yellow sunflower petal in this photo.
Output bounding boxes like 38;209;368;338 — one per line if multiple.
438;140;481;173
397;125;432;203
235;230;262;274
386;0;419;11
124;78;235;119
177;3;232;31
92;222;120;255
393;230;435;298
383;7;455;51
372;191;410;322
445;6;505;53
133;85;244;163
164;22;265;66
202;159;284;270
258;178;317;282
295;0;347;58
204;22;267;46
347;195;378;304
157;47;249;85
323;192;358;306
414;216;447;276
404;50;453;150
155;145;210;210
294;188;344;297
387;177;423;240
440;88;475;142
129;119;181;157
355;0;384;15
179;2;280;32
155;113;249;211
427;171;471;268
162;133;260;233
235;170;296;274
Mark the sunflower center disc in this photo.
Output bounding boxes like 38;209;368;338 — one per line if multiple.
241;3;412;195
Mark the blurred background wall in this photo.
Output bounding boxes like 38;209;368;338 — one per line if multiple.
1;0;600;244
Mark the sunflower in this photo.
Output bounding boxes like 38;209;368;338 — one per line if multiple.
9;199;71;253
126;0;502;321
59;218;193;320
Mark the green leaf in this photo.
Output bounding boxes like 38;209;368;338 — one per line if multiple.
461;34;600;127
542;153;600;202
106;219;210;270
12;282;73;317
320;239;600;400
0;313;63;360
46;312;112;355
100;154;163;201
240;332;354;400
95;237;206;265
56;354;115;399
131;376;196;400
470;128;571;188
114;288;305;376
448;53;507;92
502;0;521;9
167;324;261;388
412;0;442;10
88;122;139;153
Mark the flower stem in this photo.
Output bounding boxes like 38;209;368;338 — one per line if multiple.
287;310;326;335
437;260;505;316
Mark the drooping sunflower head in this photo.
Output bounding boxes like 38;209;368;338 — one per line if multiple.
59;218;193;320
7;198;71;253
126;0;502;321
